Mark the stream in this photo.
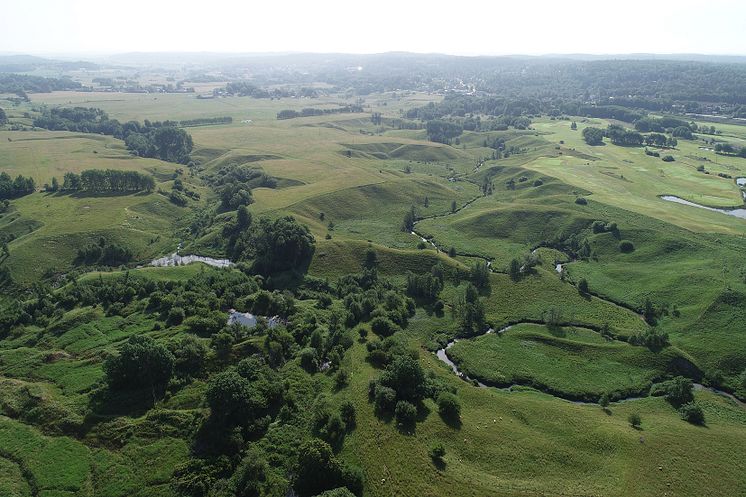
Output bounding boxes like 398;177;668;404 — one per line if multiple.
660;195;746;219
434;324;745;408
414;198;744;407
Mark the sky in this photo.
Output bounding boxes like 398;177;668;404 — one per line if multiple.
2;0;746;56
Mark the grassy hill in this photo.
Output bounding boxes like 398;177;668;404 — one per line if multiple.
0;88;744;497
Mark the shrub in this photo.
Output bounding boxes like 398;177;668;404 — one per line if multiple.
436;392;461;420
619;240;635;253
169;190;189;206
591;220;606;233
679;402;705;425
433;300;444;314
294;439;362;497
300;347;319;372
379;355;426;402
340;401;356;428
103;335;174;391
578;278;589;294
575;197;588;205
370;316;398;337
661;155;675;162
628;412;642;428
171;335;208;377
368;379;378;398
429;442;446;460
533;179;543;187
374;385;397;412
395;400;417;425
205;371;263;426
315;489;356;497
650;376;693;406
334;369;350;389
167;306;185;325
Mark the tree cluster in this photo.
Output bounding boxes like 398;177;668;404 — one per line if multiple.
33;107;194;164
0;172;35;199
425;119;463;144
75;237;133;266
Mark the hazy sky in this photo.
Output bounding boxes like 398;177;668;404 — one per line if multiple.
2;0;745;56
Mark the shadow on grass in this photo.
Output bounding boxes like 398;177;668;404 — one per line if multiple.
87;385;161;418
431;457;447;471
547;326;566;338
438;411;462;430
80;385;163;439
46;190;151;199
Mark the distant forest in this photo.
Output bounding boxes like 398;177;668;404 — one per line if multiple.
0;74;82;99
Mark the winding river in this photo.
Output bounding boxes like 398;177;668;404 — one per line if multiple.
434;325;745;408
414;197;744;407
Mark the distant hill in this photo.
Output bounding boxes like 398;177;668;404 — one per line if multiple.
0;54;98;73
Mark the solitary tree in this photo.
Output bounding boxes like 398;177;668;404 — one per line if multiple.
643;298;657;325
401;205;416;232
628;412;642;428
236;204;252;229
103;335;174;392
508;259;521;281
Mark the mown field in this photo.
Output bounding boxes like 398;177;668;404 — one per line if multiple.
0;89;745;497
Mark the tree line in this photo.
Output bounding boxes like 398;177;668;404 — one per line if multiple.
60;169;155;192
178;116;233;127
583;124;679;148
276;105;363;120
